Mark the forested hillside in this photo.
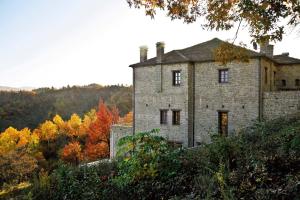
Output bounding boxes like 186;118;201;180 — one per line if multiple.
0;84;132;132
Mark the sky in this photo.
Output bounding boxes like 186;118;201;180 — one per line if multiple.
0;0;299;88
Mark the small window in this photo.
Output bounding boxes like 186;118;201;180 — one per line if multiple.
167;141;183;148
173;71;181;86
264;67;268;84
295;79;300;87
160;110;168;124
219;69;228;83
218;111;228;136
282;80;286;87
273;71;276;85
172;110;180;125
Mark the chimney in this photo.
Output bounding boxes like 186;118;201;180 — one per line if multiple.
140;46;148;62
260;41;274;57
156;42;165;63
281;52;289;56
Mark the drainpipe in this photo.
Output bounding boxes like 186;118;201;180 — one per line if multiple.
192;62;195;147
258;58;262;121
133;67;136;134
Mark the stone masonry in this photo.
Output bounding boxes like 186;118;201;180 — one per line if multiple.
109;38;300;158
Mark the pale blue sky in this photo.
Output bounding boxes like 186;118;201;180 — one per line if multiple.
0;0;299;88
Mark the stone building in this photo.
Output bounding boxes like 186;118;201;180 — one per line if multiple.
110;38;300;157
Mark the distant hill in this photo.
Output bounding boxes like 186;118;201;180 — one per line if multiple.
0;86;35;91
0;84;132;132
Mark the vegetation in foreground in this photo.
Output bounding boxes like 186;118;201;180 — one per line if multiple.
27;115;300;200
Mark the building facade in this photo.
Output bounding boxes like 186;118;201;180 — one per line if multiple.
127;38;300;148
110;38;300;158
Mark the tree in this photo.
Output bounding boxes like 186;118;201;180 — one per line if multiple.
84;142;109;161
0;127;39;155
84;100;119;160
127;0;300;43
60;141;83;165
118;111;133;125
53;114;66;131
0;148;38;185
36;120;59;141
65;114;87;138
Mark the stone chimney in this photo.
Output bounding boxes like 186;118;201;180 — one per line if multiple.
156;42;165;63
281;52;289;56
260;41;274;57
140;46;148;62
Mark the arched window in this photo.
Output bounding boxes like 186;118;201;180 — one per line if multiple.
296;79;300;87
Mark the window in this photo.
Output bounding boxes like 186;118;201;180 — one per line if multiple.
219;69;228;83
173;71;181;86
160;110;168;124
264;67;268;84
273;71;276;86
218;111;228;136
167;141;183;148
296;79;300;87
172;110;180;125
282;80;286;87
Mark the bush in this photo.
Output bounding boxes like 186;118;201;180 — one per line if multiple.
114;129;182;188
30;161;118;200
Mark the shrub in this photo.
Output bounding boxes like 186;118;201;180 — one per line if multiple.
113;129;182;188
30;161;117;200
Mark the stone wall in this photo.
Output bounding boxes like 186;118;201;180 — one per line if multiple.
263;91;300;120
275;64;300;90
261;58;277;92
134;63;190;146
194;59;260;144
110;125;133;158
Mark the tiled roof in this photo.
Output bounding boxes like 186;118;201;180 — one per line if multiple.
129;38;261;67
129;38;300;67
272;54;300;65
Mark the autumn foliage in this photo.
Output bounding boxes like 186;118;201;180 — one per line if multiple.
60;141;83;165
118;111;133;125
84;100;119;160
0;127;39;155
0;99;121;181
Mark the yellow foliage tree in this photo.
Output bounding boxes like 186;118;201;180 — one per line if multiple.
0;127;39;155
36;120;59;141
65;114;86;138
53;114;66;131
0;127;19;154
119;111;133;125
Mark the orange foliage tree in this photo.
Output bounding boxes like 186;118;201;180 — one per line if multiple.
84;100;119;160
60;141;83;165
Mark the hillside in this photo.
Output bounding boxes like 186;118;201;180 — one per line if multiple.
0;86;34;91
0;84;132;132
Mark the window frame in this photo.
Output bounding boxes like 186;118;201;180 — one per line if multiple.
160;109;168;125
172;110;181;125
172;70;181;86
218;69;229;83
